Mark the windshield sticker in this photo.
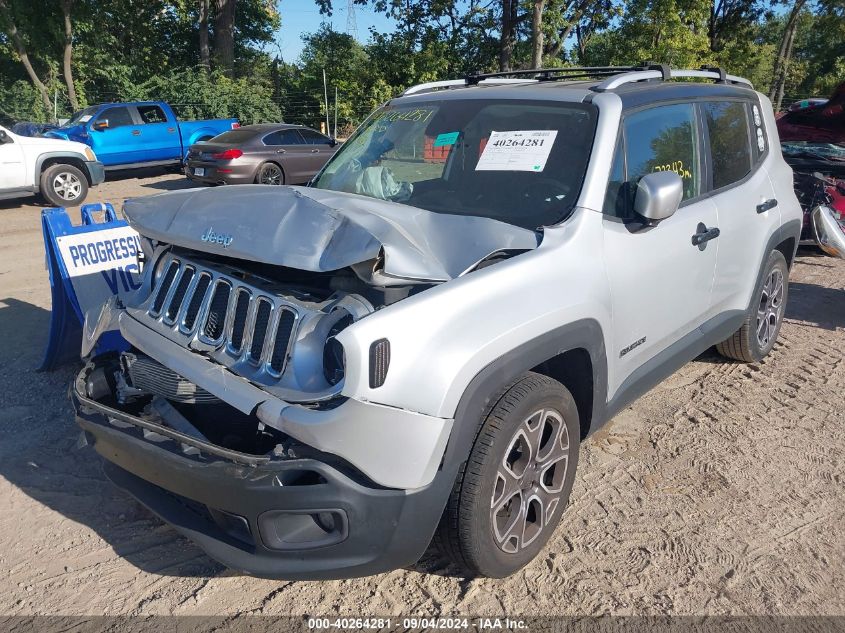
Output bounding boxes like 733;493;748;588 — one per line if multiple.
373;108;435;124
475;130;558;172
433;131;460;147
79;115;92;123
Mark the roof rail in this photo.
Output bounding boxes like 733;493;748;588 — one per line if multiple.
401;78;539;96
401;64;752;97
591;65;753;91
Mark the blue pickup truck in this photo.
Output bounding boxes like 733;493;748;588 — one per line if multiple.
45;101;238;170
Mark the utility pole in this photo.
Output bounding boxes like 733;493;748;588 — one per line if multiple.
334;87;338;138
322;69;330;135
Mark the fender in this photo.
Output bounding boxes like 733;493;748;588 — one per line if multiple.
33;151;93;187
185;128;217;147
444;318;608;473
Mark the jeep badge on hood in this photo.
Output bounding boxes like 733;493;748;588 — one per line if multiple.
200;227;234;248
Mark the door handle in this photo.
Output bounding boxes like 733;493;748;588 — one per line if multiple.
310;148;319;153
131;129;141;136
757;198;778;213
276;149;286;154
692;224;720;246
167;127;176;133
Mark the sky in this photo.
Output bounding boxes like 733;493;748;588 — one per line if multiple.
269;0;396;63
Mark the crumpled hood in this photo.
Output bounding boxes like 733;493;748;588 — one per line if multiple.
123;185;539;282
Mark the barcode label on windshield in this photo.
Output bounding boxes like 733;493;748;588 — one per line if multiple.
475;130;558;172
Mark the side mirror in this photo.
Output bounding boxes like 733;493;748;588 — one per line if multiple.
0;130;9;144
329;137;338;147
92;119;109;131
634;171;683;223
811;205;845;259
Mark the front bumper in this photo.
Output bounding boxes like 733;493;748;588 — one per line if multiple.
85;160;105;186
73;373;452;579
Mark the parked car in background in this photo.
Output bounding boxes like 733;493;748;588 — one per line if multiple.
185;124;338;186
0;124;104;206
777;82;845;257
44;101;238;170
11;121;59;137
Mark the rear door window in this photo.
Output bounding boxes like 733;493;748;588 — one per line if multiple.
298;129;333;145
263;130;305;145
623;103;701;202
137;105;168;124
703;101;752;190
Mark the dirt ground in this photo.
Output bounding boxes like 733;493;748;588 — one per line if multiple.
0;170;843;618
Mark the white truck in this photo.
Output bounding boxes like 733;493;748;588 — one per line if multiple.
0;124;104;207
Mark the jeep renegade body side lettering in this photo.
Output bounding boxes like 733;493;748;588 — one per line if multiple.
73;66;802;579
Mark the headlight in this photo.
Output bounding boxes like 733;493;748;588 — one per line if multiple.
323;312;353;386
84;147;96;161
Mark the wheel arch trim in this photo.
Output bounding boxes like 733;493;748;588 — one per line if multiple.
35;151;92;187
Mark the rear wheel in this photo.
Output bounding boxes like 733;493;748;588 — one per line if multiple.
716;249;789;362
40;163;88;207
256;162;284;185
434;372;580;578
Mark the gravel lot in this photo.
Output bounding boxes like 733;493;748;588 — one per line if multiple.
0;170;843;619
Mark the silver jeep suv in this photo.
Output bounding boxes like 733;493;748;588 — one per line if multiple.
74;64;802;579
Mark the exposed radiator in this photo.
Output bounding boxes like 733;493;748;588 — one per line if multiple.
122;353;219;404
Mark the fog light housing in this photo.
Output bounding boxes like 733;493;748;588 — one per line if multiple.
258;509;348;550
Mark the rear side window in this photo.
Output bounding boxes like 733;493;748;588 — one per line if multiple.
298;129;333;145
264;130;304;145
97;106;133;128
137;105;167;124
703;102;752;190
623;103;701;202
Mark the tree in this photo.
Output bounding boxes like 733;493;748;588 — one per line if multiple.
530;0;545;67
199;0;211;70
60;0;79;110
214;0;236;77
0;0;52;113
769;0;809;110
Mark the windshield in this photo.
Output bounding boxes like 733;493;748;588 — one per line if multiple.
781;141;845;161
61;106;99;128
313;99;597;229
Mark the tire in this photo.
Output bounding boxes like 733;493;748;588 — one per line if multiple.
716;249;789;363
434;372;581;578
256;162;284;185
40;163;88;207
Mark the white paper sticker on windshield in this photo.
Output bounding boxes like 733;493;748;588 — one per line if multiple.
475;130;558;172
79;115;92;123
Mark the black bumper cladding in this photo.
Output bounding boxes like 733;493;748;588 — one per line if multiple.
72;381;450;580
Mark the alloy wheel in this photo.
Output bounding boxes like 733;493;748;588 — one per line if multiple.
53;172;82;201
490;408;571;554
259;165;283;185
756;268;784;348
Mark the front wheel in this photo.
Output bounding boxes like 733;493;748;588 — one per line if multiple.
256;162;284;185
434;372;580;578
716;249;789;362
40;163;88;207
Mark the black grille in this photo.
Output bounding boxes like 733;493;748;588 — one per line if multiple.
183;273;211;330
229;290;250;352
249;300;272;362
369;338;391;388
203;281;231;340
269;310;296;374
165;267;195;322
151;261;179;315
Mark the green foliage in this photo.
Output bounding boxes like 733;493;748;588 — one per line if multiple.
131;68;282;124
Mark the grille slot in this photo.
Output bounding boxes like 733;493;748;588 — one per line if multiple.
183;273;211;332
229;289;251;353
203;281;231;341
249;299;272;363
151;261;180;316
165;267;195;323
143;255;304;382
270;309;296;374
